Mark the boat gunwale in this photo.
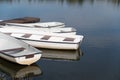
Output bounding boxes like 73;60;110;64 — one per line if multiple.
0;51;41;58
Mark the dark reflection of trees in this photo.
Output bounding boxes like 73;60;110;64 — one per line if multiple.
0;0;10;2
66;0;84;5
111;0;120;6
0;0;120;6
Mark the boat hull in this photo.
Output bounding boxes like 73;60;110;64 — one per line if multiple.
0;52;42;65
21;40;80;50
0;27;76;35
0;32;42;65
5;22;65;28
2;32;83;50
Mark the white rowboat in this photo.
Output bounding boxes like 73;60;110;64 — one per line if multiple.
4;21;65;28
4;32;84;50
0;17;40;23
0;25;76;35
0;32;42;65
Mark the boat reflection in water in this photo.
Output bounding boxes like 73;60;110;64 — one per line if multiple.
0;58;42;80
40;48;83;61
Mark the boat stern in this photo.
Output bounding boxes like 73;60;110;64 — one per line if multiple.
15;53;42;65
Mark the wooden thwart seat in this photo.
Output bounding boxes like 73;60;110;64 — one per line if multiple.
63;38;74;41
4;33;12;35
22;34;32;38
0;47;25;54
41;35;51;40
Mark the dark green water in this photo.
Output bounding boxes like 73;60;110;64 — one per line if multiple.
0;0;120;80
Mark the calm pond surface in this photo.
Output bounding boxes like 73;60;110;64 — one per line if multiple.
0;0;120;80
